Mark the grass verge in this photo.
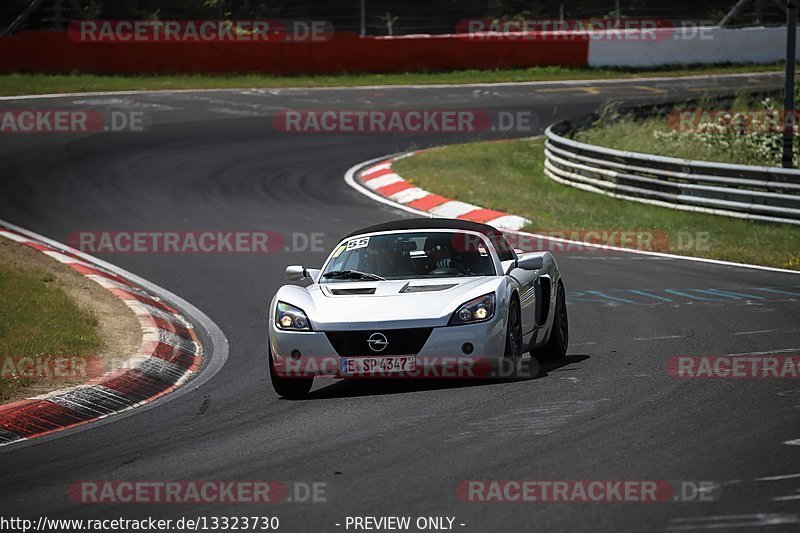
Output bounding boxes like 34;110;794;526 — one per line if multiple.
0;64;782;96
0;259;100;400
392;138;800;270
0;238;141;402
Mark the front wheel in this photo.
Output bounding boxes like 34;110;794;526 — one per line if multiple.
503;297;523;373
538;281;568;361
268;342;313;399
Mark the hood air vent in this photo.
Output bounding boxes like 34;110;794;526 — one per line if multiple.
401;283;458;293
329;287;377;295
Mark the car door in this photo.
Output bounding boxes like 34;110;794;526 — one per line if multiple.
489;234;536;335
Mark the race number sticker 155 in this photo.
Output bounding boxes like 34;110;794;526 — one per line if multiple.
346;237;370;250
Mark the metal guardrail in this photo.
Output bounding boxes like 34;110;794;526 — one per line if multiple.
544;119;800;226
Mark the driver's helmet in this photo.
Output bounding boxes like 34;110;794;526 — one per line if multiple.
424;234;458;271
424;234;453;256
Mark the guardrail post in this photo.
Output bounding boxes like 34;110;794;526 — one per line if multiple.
783;2;797;169
360;0;367;37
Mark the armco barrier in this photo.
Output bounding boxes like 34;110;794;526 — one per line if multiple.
544;118;800;226
0;31;588;75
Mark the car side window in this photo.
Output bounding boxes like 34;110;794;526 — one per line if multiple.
489;234;515;262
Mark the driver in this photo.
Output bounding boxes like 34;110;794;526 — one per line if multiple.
424;236;461;273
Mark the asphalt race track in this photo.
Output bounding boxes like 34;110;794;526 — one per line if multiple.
1;73;800;532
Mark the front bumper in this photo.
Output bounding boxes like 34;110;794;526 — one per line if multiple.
269;317;507;379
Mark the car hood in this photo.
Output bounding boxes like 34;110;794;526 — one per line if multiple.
275;277;502;330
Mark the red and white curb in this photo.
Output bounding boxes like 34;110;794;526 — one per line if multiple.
0;223;204;447
356;155;530;231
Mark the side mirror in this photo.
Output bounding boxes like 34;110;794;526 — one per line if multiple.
306;269;322;283
517;255;544;271
285;265;307;281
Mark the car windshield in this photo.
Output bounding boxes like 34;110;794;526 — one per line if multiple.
321;231;496;281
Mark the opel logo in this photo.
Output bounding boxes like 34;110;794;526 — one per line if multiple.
367;332;389;352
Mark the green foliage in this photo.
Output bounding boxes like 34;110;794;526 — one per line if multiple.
581;90;800;167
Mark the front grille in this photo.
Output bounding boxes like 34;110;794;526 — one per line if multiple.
326;328;433;357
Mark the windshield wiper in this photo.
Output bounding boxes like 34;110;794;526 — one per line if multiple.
321;270;386;281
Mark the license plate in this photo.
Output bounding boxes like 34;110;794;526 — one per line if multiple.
340;356;416;375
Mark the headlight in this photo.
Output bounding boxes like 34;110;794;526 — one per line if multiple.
449;293;495;325
275;301;312;331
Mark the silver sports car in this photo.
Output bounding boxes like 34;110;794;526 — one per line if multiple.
268;218;568;398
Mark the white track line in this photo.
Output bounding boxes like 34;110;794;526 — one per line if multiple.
754;473;800;481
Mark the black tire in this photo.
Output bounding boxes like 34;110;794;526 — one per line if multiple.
268;342;313;399
539;281;568;361
503;296;523;373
